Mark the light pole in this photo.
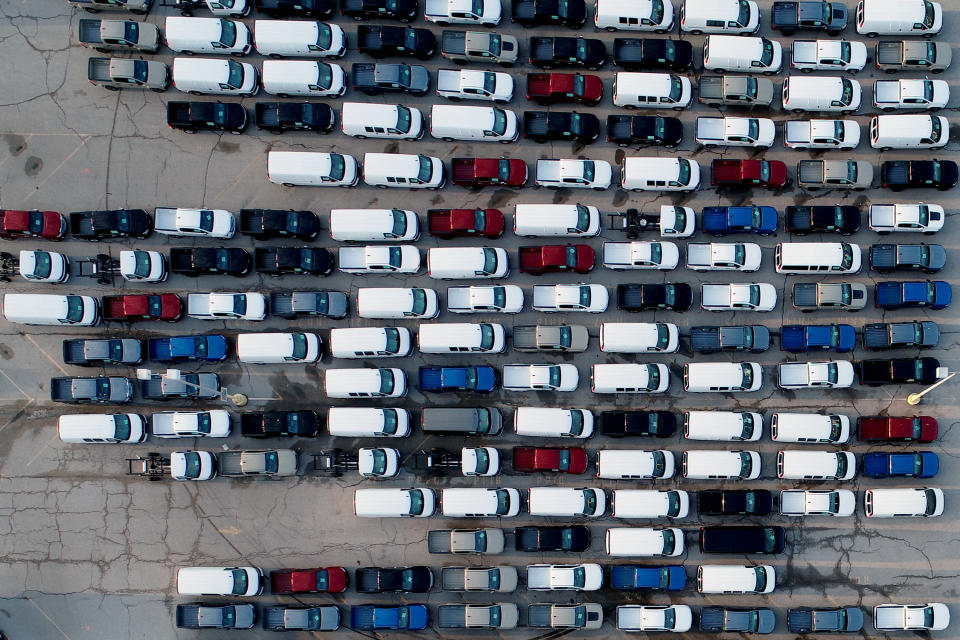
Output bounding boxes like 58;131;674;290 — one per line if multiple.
135;369;249;407
907;371;956;406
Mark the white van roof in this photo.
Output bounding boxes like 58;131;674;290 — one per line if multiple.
364;152;426;175
254;19;322;42
431;103;496;123
268;151;334;180
616;72;676;95
165;16;223;36
172;57;231;82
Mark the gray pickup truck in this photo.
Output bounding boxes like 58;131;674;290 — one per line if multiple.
87;57;168;91
690;326;770;353
798;160;872;190
217;450;299;478
428;529;505;554
869;243;945;274
529;604;604;629
67;0;152;14
262;606;340;631
270;291;348;319
51;376;133;404
793;282;867;312
513;325;589;352
62;338;142;366
437;604;519;629
441;30;518;65
440;567;518;592
78;19;159;52
351;63;430;96
876;41;951;74
698;75;774;108
863;321;939;350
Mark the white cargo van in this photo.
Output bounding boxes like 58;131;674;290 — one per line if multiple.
330;208;419;242
611;489;689;518
3;293;100;326
781;76;862;113
356;287;439;319
261;60;345;97
594;0;675;31
427;247;509;279
864;487;944;517
58;414;147;444
177;567;263;596
236;332;321;364
777;450;856;480
683;411;763;441
683;362;762;392
513;203;601;237
620;157;701;192
591;363;670;393
596;450;676;479
599;322;680;353
324;368;407;398
605;527;684;556
775;242;862;274
172;57;258;95
340;103;423;140
430;104;518;142
680;0;760;34
253;20;346;57
870;115;949;150
682;450;761;479
362;153;445;189
327;407;411;437
329;327;413;359
267;151;359;187
418;322;505;354
702;35;782;74
770;412;850;443
442;488;521;517
164;17;252;55
697;565;775;593
514;407;594;438
354;488;436;517
856;0;942;37
527;487;605;517
613;72;692;109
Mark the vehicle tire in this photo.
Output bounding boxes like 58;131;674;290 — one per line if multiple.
807;186;820;191
230;129;242;135
672;106;683;111
587;65;599;71
376;184;387;189
541;64;552;70
83;6;99;12
884;68;896;74
881;107;894;113
189;90;202;96
499;139;511;144
881;147;891;152
605;27;616;32
355;134;366;139
592;186;605;191
150;87;165;93
866;32;877;38
443;137;454;142
500;62;513;68
800;67;812;74
104;85;119;91
494;99;507;104
131;8;146;14
277;93;289;98
352;15;362;20
690;30;702;35
793;146;806;151
448;96;460;101
714;68;726;74
791;108;804;114
283;183;295;187
932;68;944;74
435;20;448;26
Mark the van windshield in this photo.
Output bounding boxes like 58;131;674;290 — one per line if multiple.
384;328;401;354
196;412;212;434
841;244;855;269
327;153;345;181
370;449;388;475
676;159;691;185
482;248;498;274
922;1;936;28
569;410;584;436
491;109;508;135
379;369;395;394
291;333;308;359
549;366;562;388
649;0;664;23
753;566;766;591
31;252;52;278
579;286;592;307
735;0;750;26
829;416;842;441
930;116;943;142
741;412;755;439
924;489;938;514
410;288;427;315
647;364;660;390
741;363;753;387
739;451;753;477
835;452;848;478
655;324;669;350
494;488;511;513
760;39;774;66
181;452;202;479
226;60;244;89
316;23;332;49
395;106;412;134
218;19;237;47
668;76;683;102
233;294;247;316
409;489;424;515
479;324;495;350
231;569;249;595
574;204;591;231
114;414;131;440
581;490;596;515
477;408;492;433
382;409;399;434
662;528;675;554
839;78;854;106
417;156;433;183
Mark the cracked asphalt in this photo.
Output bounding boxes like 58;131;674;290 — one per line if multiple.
0;0;958;637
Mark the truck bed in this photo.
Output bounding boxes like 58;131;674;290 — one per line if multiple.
441;30;466;53
875;41;902;65
440;567;467;590
527;605;553;628
873;80;900;104
798;161;825;183
436;606;466;628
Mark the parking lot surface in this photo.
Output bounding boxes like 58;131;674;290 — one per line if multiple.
0;0;959;637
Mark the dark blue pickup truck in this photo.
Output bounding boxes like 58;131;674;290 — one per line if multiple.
781;324;856;353
611;565;686;591
147;335;228;362
701;206;777;236
351;605;429;631
875;281;952;310
862;452;938;479
419;366;497;392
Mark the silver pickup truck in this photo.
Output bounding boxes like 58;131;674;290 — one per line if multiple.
427;529;505;554
698;75;774;108
440;567;518;592
87;57;168;91
441;30;517;65
513;325;589;352
436;69;512;102
876;41;951;74
217;450;298;477
78;19;159;52
797;160;872;190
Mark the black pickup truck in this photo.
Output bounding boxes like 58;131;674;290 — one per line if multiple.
254;102;334;134
869;244;945;274
63;338;142;366
270;290;349;318
69;209;151;239
771;1;846;35
358;25;436;59
881;160;959;192
607;115;682;147
617;283;693;311
342;0;417;21
690;326;770;353
613;38;692;71
356;567;433;593
352;62;430;95
858;358;940;386
255;247;334;276
512;0;586;27
167;102;247;134
530;37;605;70
863;321;939;350
241;410;320;438
701;607;776;633
698;489;773;516
240;208;320;240
785;205;861;234
256;0;334;18
523;111;599;143
169;248;251;277
787;607;864;633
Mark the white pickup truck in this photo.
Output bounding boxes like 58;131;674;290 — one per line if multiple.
874;604;950;631
617;606;693;632
447;285;524;313
686;243;761;272
503;364;579;392
784;119;860;150
868;203;945;234
425;0;501;25
186;292;267;321
791;39;868;72
874;79;949;112
777;361;855;389
602;241;679;270
526;564;603;591
338;246;421;274
436;69;513;102
154;207;236;239
695;117;775;148
532;284;609;312
151;411;231;438
700;283;777;311
779;489;855;516
535;159;612;190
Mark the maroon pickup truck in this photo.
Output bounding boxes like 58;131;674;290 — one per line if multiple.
711;159;789;189
102;294;182;322
519;244;595;274
526;72;602;105
451;157;527;188
428;208;505;238
270;567;348;594
857;416;938;443
0;209;66;240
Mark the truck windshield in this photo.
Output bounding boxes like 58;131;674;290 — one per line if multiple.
291;333;308;359
498;160;512;182
759;162;771;183
549;366;562;388
181;452;202;479
491;286;506;309
647;364;660;390
411;288;427;315
569;410;584;436
474;209;487;231
387;246;403;269
264;451;279;473
479;324;495;350
379;369;395;394
649;243;662;263
132;60;148;84
397;64;411;87
217;19;237;47
664;284;676;306
922;1;936;28
744;492;756;512
581;161;595;181
747;118;759;141
316;23;332;49
108;340;124;362
827;363;838;383
573;74;586;97
482;248;498;274
464;368;478;389
488;33;502;55
733;243;746;266
488;606;502;625
556;449;571;471
225;60;244;89
196;412;212;434
382;409;399;435
579;286;592;307
192;336;209;357
656;324;669;350
749;286;760;306
923;81;934;102
676;159;691;185
395;106;412;134
27;211;46;234
397;607;410;628
839;41;851;63
744;76;758;99
491;108;507;135
662;528;675;554
576;38;589;59
668;76;683;102
417;156;433;183
662;609;675;630
926;281;938;302
198;210;215;232
760;39;774;66
483;71;497;95
735;0;751;26
231;569;249;595
401;570;416;590
923;607;936;628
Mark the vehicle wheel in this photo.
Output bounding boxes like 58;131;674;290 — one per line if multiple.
500;62;513;68
592;186;605;191
791;108;804;114
339;184;353;188
400;17;412;23
184;129;197;134
937;185;951;191
283;182;295;187
352;15;362;20
793;146;806;151
800;67;812;74
932;68;944;74
189;90;202;96
587;65;599;71
881;147;891;152
131;8;146;14
494;99;507;104
83;6;99;12
714;68;726;74
268;129;282;135
866;32;878;38
448;96;460;101
277;93;289;99
443;137;454;142
230;129;242;135
95;47;110;54
884;68;896;74
435;20;448;26
376;184;387;189
499;139;512;144
541;64;552;70
605;27;616;32
547;185;558;190
690;29;702;35
807;186;820;191
150;87;165;93
104;85;119;91
672;106;683;111
923;231;934;236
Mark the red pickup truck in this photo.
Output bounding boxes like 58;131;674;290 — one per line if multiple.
526;72;602;105
0;209;66;240
452;157;527;188
270;567;348;594
427;208;505;238
857;416;938;443
519;245;594;274
102;294;182;322
513;447;588;474
711;159;789;189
